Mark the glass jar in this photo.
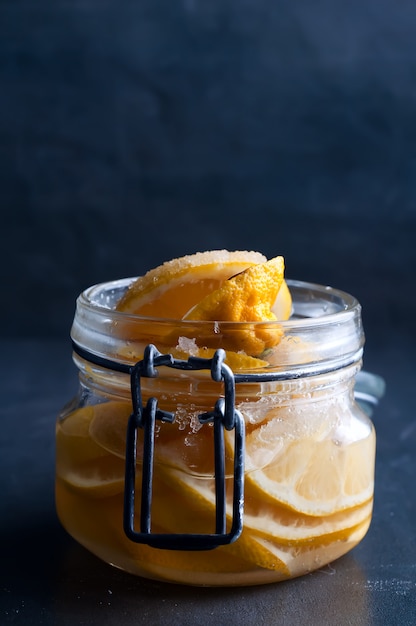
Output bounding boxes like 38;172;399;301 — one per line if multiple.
55;278;383;586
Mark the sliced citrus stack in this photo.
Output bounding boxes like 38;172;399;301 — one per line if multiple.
131;459;372;576
84;401;369;563
124;538;256;584
56;402;131;497
56;406;108;472
247;516;372;580
153;464;373;546
234;405;376;516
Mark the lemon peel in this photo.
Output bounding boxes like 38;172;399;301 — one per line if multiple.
182;256;286;355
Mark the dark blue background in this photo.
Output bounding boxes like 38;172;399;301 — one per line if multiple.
1;4;416;624
1;0;415;342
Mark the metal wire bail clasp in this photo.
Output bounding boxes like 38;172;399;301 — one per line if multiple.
123;344;245;551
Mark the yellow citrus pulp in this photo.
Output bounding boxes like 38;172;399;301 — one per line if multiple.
55;250;375;585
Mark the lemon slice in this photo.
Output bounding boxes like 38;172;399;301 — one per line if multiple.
56;403;131;497
158;466;373;546
272;278;293;320
238;410;376;516
114;250;292;358
249;515;372;578
56;406;110;478
116;250;268;318
61;455;126;497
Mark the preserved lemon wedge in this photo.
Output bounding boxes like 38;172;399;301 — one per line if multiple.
115;250;292;358
116;250;268;318
150;465;373;548
183;256;286;354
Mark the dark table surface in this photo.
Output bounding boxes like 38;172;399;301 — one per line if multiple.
1;329;415;626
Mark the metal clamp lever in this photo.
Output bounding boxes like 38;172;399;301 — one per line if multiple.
123;344;245;551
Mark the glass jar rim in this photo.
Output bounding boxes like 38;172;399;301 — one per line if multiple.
71;277;364;381
77;277;361;330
